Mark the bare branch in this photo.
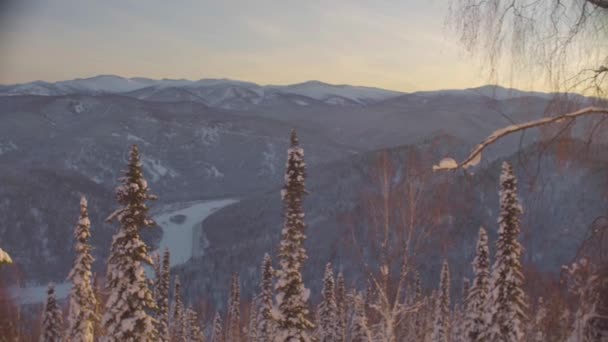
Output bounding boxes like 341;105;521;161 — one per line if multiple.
434;106;608;170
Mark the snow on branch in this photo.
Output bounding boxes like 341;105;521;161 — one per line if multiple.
433;106;608;171
0;247;12;265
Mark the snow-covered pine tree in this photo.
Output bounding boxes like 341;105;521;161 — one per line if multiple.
226;273;241;342
422;291;436;341
315;262;339;342
102;144;158;341
211;313;223;342
464;227;491;342
335;272;347;342
157;248;171;342
152;252;161;299
431;260;451;342
530;297;546;342
172;276;185;342
451;278;470;342
257;254;275;342
485;162;527;342
274;129;314;342
67;196;97;342
462;278;470;311
247;300;258;342
91;274;104;339
185;308;205;342
412;272;426;342
350;292;372;342
41;284;63;342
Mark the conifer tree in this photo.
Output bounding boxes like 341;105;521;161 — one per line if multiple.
350;292;372;342
485;162;527;342
464;227;491;342
172;276;185;342
157;248;171;342
530;297;546;342
185;308;205;342
91;274;104;339
247;300;258;342
102;144;158;341
335;272;347;342
274;129;314;342
211;313;223;342
226;273;241;342
257;254;275;342
431;260;451;342
412;272;426;342
451;278;470;342
152;252;161;299
67;196;97;342
41;284;63;342
316;263;339;342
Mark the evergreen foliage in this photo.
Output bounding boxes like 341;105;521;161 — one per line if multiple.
464;227;491;342
41;284;64;342
485;162;527;342
102;145;158;341
67;196;97;342
431;260;451;342
274;129;314;342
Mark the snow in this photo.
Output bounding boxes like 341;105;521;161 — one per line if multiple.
9;282;71;305
0;248;12;264
1;76;404;106
0;141;18;155
433;157;458;171
270;80;401;103
126;134;149;145
153;198;238;266
141;156;176;182
71;101;86;113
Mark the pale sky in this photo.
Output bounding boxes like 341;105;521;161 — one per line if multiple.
0;0;498;91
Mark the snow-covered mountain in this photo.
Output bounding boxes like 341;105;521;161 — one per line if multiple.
0;75;403;108
0;78;604;307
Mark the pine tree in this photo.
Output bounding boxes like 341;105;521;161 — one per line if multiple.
185;308;205;342
102;144;158;341
485;162;527;342
152;252;161;300
172;276;185;342
66;196;97;342
274;129;314;342
412;272;426;342
315;263;339;342
257;254;275;342
431;260;451;342
530;297;546;342
335;272;347;342
41;284;63;342
226;273;241;342
451;278;470;342
247;300;258;342
157;248;171;342
91;274;104;339
350;292;372;342
464;227;491;342
211;313;223;342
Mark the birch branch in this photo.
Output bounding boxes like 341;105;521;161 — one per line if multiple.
433;106;608;171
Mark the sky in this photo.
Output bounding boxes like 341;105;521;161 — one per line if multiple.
0;0;502;92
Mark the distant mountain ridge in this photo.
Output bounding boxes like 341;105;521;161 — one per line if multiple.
0;75;567;109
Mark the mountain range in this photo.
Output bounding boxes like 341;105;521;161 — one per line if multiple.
0;75;604;308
